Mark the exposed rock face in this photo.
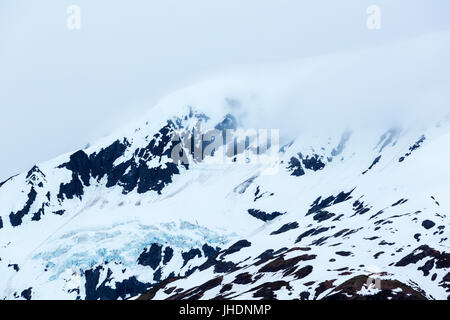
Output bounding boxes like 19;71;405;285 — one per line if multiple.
0;105;449;301
322;275;427;300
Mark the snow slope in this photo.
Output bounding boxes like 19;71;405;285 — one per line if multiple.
0;32;449;300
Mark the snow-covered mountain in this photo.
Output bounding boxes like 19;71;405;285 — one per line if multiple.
1;32;450;300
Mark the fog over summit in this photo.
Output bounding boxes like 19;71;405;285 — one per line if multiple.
130;31;450;147
1;0;450;180
1;2;450;302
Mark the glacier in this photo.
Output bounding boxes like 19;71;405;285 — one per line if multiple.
0;31;450;300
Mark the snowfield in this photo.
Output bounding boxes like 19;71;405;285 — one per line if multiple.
0;31;450;300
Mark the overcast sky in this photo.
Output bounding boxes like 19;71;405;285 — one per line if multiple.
1;0;449;181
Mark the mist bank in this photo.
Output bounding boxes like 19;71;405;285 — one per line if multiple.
147;31;450;142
